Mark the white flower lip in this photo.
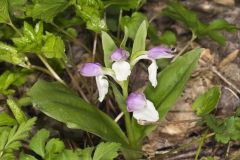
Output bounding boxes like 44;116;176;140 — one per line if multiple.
112;61;131;81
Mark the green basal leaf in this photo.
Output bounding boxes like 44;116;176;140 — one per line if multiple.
0;42;27;67
42;33;66;59
0;113;17;126
26;0;70;23
192;87;221;116
103;0;142;10
133;48;201;142
29;129;50;158
101;31;117;68
93;142;121;160
159;30;177;46
7;97;27;123
28;80;128;146
131;20;148;56
208;31;226;45
121;12;147;40
0;0;10;24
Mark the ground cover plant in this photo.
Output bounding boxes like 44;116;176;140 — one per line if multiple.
0;0;240;159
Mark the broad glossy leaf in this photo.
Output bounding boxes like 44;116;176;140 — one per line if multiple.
93;142;121;160
26;0;70;23
192;86;220;116
29;129;50;158
133;48;201;141
0;42;27;67
28;80;128;145
0;113;16;126
0;0;10;24
42;33;66;59
131;21;147;56
121;12;147;40
101;31;117;68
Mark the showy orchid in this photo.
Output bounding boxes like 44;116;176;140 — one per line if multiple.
126;92;159;123
131;46;175;87
80;48;131;102
111;49;131;81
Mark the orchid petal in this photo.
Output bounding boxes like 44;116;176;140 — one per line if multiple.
148;61;158;87
112;61;131;81
111;49;129;61
96;75;109;102
126;93;146;112
133;100;159;123
80;63;102;77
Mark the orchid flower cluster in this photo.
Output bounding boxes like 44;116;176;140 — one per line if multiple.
80;47;174;123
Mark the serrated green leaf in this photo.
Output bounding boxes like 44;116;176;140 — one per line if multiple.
159;30;177;46
19;153;37;160
56;150;79;160
8;0;27;19
192;87;220;116
0;0;10;24
77;147;94;160
121;12;147;40
93;142;121;160
12;21;43;53
75;0;107;32
0;113;16;126
26;0;70;23
7;97;27;123
0;69;27;95
131;20;148;56
101;31;117;68
0;42;27;67
28;80;128;146
29;129;50;158
45;138;65;154
41;33;66;59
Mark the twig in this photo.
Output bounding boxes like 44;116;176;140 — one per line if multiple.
92;33;98;61
114;112;124;122
211;66;240;94
65;66;89;103
171;33;196;62
38;55;66;86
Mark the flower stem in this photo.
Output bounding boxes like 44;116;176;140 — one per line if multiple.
8;21;22;36
38;55;66;86
195;131;207;160
121;81;136;147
